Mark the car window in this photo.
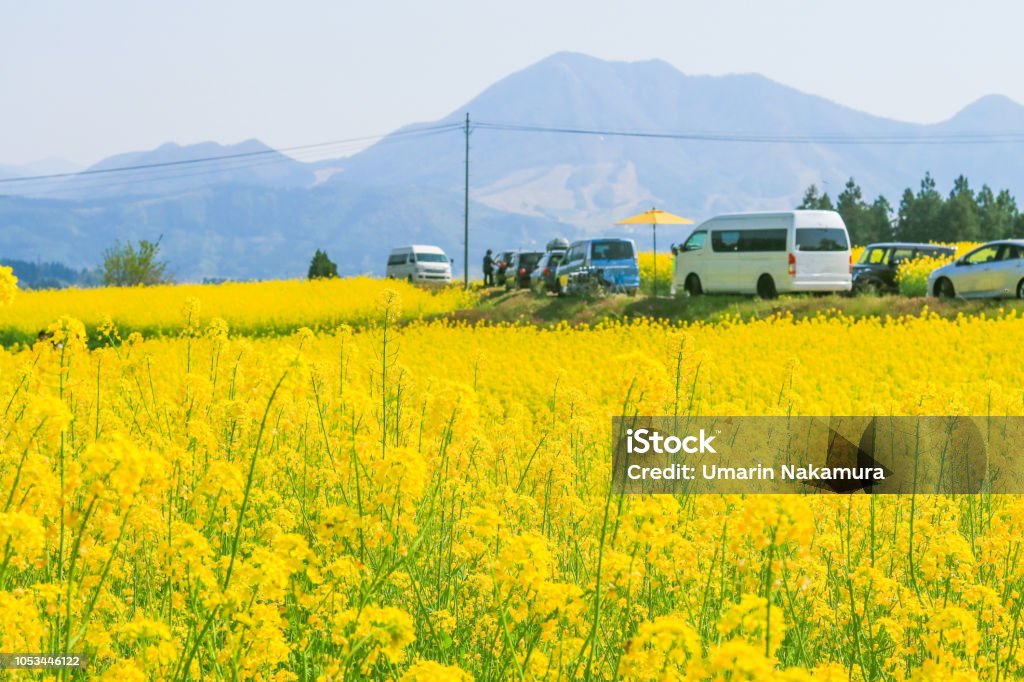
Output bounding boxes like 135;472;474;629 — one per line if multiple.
998;245;1023;260
520;253;543;270
387;253;407;266
682;231;706;252
711;229;787;252
863;248;888;264
795;228;849;252
741;229;788;252
891;248;914;263
964;246;1000;265
591;241;634;260
711;231;740;252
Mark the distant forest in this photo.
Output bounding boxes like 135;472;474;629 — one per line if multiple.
0;259;102;290
799;173;1024;245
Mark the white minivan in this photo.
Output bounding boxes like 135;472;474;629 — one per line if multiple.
671;210;852;298
386;245;452;286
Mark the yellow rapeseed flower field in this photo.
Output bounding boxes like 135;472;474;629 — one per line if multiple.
0;277;477;345
2;283;1024;680
637;252;673;295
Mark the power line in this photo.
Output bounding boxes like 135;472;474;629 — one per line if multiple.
0;123;463;186
473;120;1024;145
6;126;462;197
7;116;1024;198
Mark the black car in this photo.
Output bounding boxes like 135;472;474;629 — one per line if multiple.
505;251;544;289
853;242;956;294
494;250;515;286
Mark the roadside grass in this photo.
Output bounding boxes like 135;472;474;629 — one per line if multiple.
453;287;1024;328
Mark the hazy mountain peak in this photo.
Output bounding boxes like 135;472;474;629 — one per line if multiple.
88;138;278;171
534;51;607;68
944;94;1024;130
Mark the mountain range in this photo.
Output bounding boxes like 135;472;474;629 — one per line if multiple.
3;52;1024;281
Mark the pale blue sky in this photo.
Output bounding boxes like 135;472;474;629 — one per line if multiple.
2;0;1022;166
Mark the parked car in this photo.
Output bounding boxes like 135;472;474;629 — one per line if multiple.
671;210;852;299
557;238;640;296
505;251;544;289
530;250;566;294
853;242;955;294
494;250;515;286
386;245;452;286
927;240;1024;299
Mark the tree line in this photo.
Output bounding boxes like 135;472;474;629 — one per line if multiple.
0;259;102;290
3;239;342;290
798;173;1024;245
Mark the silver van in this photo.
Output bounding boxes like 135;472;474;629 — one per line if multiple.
672;210;852;298
386;245;452;286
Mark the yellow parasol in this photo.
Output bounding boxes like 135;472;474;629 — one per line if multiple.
617;207;694;297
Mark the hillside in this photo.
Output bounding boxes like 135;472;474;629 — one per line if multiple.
2;52;1024;280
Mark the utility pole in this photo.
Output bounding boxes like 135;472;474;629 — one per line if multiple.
652;222;658;298
463;113;470;289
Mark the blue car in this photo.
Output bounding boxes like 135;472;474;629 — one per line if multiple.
556;238;640;296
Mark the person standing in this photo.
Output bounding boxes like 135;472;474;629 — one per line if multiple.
483;249;495;286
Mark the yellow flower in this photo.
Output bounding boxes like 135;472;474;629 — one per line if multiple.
619;615;701;680
0;591;45;651
401;660;474;681
332;605;416;667
0;265;17;305
0;512;45;569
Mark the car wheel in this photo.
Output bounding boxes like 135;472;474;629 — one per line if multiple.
407;275;414;283
1017;278;1024;299
858;279;882;296
684;274;703;296
935;278;955;299
756;275;777;300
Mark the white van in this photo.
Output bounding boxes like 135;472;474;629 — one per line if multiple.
671;210;852;298
386;245;452;286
